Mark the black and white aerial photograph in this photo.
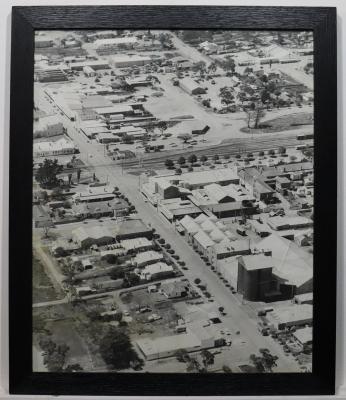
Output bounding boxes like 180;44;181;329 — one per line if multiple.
32;29;314;374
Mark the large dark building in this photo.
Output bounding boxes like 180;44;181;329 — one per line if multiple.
237;254;278;301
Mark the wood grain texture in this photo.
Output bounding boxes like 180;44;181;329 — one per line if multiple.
9;5;337;397
14;5;334;30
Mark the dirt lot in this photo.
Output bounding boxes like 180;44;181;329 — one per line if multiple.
33;256;64;303
240;112;313;134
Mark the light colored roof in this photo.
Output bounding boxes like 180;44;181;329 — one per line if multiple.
110;54;151;63
176;168;238;187
194;213;209;224
295;292;313;301
81;95;113;109
255;234;313;288
213;239;250;254
120;237;152;251
72;225;113;242
209;228;226;243
134;251;163;265
33;136;75;153
96;105;133;115
267;216;313;230
200;219;216;233
95;36;137;47
141;262;173;276
293;327;313;344
180;77;204;92
240;254;275;271
73;185;115;199
179;215;200;235
267;304;313;326
136;332;201;357
193;230;214;249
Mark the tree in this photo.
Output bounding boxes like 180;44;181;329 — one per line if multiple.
178;133;192;143
39;338;70;372
220;56;236;73
261;89;271;106
36;159;63;188
146;122;156;134
68;173;73;186
194;278;201;284
244;104;266;129
157;121;168;134
158;32;172;48
61;258;77;284
258;151;265;157
249;349;278;373
186;357;203;372
268;149;275;156
191;61;206;75
125;272;140;287
201;349;215;369
219;86;235;105
222;365;232;373
200;155;208;163
175;349;191;363
165;159;174;168
42;221;52;239
188;154;197;164
99;327;142;370
202;99;211;108
278;146;286;154
178;156;186;165
77;168;82;182
175;168;182;175
207;62;217;74
103;254;118;264
213;154;220;161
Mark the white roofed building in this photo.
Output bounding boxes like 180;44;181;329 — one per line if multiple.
138;262;174;281
33;136;76;158
34;115;65;138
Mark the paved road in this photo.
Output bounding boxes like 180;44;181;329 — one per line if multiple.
169;31;213;66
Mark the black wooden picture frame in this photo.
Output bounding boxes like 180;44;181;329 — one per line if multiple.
9;5;337;396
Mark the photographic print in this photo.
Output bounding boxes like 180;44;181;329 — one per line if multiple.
32;29;314;374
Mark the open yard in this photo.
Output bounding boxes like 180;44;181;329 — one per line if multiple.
33;256;64;303
240;112;313;134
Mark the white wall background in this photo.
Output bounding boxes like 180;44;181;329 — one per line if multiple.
0;0;344;399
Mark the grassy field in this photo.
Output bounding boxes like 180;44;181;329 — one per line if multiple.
240;112;313;134
33;257;64;304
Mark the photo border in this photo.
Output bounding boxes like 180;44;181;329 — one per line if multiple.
9;5;337;396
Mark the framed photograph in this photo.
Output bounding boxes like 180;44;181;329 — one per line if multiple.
9;5;337;396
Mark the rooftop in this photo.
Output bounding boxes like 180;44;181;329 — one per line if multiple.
255;234;313;287
95;36;138;47
293;326;313;344
267;304;313;325
120;237;152;251
72;225;113;242
136;332;201;358
239;254;275;271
